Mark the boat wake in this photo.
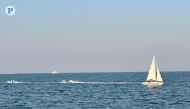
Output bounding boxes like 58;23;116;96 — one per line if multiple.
61;80;139;84
61;80;85;83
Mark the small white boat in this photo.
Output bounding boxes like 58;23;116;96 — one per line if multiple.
7;80;18;83
62;80;75;83
142;55;163;86
52;71;57;74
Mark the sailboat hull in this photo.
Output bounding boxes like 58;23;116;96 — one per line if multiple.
142;82;163;86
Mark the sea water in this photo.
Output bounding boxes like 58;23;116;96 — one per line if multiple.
0;72;190;109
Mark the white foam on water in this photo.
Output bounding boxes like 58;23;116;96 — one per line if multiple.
61;80;141;84
34;82;60;84
7;80;24;84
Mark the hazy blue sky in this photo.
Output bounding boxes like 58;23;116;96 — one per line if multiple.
0;1;190;73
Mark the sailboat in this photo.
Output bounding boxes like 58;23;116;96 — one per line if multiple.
142;55;163;85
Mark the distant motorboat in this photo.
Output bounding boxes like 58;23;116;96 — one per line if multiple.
7;80;18;83
65;80;70;83
52;71;57;74
142;55;163;86
62;80;72;83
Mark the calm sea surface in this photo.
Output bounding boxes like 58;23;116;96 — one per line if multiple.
0;72;190;109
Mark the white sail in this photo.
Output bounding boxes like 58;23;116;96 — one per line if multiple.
156;65;163;82
146;55;156;80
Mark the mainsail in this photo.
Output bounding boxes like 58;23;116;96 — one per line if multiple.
146;55;156;80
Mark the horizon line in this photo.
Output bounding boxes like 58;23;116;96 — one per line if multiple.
1;71;190;74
